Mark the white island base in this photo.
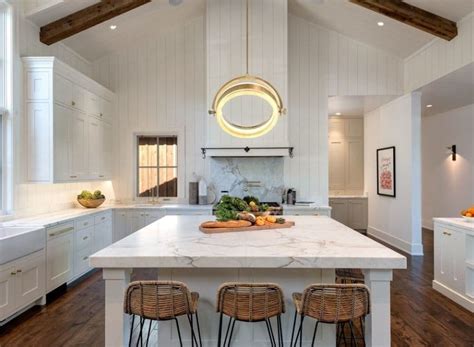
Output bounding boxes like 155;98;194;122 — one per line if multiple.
104;267;392;347
93;216;404;347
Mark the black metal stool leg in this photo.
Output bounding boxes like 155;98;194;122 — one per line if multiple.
277;314;283;347
311;321;319;347
174;317;183;347
223;317;233;346
227;319;236;347
290;311;297;347
295;315;304;347
264;319;276;347
195;312;203;347
145;320;152;346
128;315;135;347
137;317;145;347
187;314;197;347
217;313;224;347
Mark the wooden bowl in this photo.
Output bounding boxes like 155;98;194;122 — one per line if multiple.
77;198;105;209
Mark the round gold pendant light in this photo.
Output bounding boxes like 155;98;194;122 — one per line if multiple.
209;0;286;139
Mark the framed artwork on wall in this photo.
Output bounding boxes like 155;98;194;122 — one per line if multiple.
377;146;396;197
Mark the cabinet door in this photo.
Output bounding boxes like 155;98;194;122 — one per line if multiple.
86;91;100;116
434;227;449;284
130;212;147;233
53;73;73;106
15;252;45;309
329;141;346;190
145;211;166;225
70;110;88;179
345;139;364;190
329;119;345;140
0;267;16;320
101;98;113;123
450;228;466;293
53;103;72;182
88;117;101;179
114;210;129;241
100;122;113;179
72;85;86;112
347;200;367;230
329;200;349;226
93;221;113;253
47;233;74;292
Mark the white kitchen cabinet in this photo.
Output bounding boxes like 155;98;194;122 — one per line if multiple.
0;250;46;322
328;117;364;195
113;210;132;242
329;197;367;231
93;220;113;254
46;223;74;292
0;266;16;320
14;252;45;310
433;219;473;312
23;57;115;183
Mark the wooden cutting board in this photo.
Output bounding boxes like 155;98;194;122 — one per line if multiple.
199;221;295;234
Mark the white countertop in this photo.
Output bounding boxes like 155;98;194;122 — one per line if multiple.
90;215;406;269
329;196;368;199
282;204;331;210
434;217;474;234
5;204;213;228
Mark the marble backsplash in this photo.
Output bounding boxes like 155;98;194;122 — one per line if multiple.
210;158;285;202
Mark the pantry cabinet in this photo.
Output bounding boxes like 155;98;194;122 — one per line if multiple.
23;57;115;183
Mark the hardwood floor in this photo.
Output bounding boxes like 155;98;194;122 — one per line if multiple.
0;229;473;346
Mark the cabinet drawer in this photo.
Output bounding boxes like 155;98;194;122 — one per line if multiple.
74;226;93;251
95;212;112;225
47;222;74;240
75;216;95;230
74;246;92;277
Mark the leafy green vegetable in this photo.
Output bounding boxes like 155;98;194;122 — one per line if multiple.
78;190;105;200
215;195;250;221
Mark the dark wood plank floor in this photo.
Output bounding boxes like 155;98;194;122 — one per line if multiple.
0;229;473;346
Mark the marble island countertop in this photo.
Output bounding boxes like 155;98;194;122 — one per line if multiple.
90;215;406;269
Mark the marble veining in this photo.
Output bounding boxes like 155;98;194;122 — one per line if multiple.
90;215;406;269
210;158;285;202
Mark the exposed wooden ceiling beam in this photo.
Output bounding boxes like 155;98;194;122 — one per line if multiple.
40;0;151;45
349;0;457;41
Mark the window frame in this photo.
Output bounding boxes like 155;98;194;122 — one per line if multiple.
134;131;183;202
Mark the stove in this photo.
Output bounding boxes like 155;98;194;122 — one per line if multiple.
212;202;283;216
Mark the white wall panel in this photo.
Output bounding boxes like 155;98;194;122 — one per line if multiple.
91;16;206;202
404;13;473;92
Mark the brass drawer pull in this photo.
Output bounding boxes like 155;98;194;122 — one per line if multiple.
49;227;74;237
82;256;88;261
72;101;76;106
443;231;452;236
11;271;16;275
16;269;22;273
83;236;88;240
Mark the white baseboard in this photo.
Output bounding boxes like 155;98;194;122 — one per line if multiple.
367;226;424;256
432;280;474;313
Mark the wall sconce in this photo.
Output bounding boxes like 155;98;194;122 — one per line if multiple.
446;145;456;161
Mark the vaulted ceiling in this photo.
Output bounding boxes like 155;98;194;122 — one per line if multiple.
25;0;473;62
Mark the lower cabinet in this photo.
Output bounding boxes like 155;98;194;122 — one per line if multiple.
329;197;368;231
433;220;472;312
0;250;46;321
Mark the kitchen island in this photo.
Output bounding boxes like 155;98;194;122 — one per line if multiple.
90;215;406;347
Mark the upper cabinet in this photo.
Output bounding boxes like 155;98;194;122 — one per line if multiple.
23;57;115;183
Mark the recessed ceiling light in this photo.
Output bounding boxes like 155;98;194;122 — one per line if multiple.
426;104;433;108
377;21;384;27
336;112;341;116
110;25;117;30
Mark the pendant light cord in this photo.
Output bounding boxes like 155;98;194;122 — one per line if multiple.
246;0;249;75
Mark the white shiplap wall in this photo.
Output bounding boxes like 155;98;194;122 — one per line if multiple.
91;12;403;204
91;16;206;202
8;4;114;217
287;14;403;203
404;12;474;92
206;0;288;148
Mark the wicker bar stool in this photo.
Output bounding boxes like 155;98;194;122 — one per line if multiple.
290;284;370;347
124;280;202;347
336;269;365;284
216;282;285;347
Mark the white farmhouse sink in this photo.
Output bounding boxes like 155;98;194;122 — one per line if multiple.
0;226;45;265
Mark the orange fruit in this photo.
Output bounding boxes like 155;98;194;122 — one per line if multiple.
466;212;473;217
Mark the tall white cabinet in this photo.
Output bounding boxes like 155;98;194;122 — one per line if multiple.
23;57;115;183
328;117;364;195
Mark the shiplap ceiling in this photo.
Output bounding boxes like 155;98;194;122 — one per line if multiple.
289;0;473;58
26;0;473;61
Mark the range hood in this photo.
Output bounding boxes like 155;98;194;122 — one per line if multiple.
201;146;294;159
